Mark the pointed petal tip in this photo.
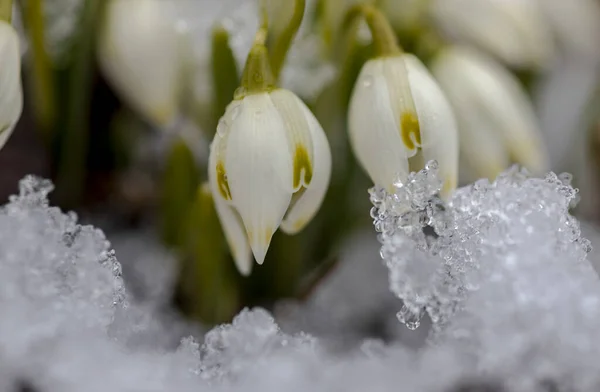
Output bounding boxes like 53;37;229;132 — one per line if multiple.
248;226;276;265
234;253;253;276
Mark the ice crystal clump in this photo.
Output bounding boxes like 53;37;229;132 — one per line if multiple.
372;162;600;389
0;175;126;329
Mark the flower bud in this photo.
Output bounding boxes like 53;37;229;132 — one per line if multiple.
0;21;22;149
98;0;184;127
209;88;331;275
348;54;459;196
431;46;548;179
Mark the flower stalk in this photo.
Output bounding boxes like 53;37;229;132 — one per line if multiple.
0;0;11;22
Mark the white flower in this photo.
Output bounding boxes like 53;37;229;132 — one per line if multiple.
208;89;332;275
428;0;554;69
431;46;548;180
533;0;600;59
348;54;458;195
0;21;23;149
98;0;186;128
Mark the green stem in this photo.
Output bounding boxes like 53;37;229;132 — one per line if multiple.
0;0;11;22
18;0;56;139
344;3;401;57
267;0;305;80
236;33;275;97
54;0;103;207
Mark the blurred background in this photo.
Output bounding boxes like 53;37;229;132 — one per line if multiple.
4;0;600;343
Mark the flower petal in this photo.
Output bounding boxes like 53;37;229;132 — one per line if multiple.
405;54;459;196
439;47;548;175
0;22;22;150
431;47;511;180
429;0;554;68
280;102;332;234
348;59;410;191
98;0;183;127
208;128;252;275
537;0;600;59
225;93;293;264
270;89;314;191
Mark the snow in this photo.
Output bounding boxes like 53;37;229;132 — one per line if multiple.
2;167;600;391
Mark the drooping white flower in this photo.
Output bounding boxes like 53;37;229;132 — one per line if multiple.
98;0;186;128
348;54;458;195
431;46;548;180
0;20;23;149
208;89;332;275
428;0;555;69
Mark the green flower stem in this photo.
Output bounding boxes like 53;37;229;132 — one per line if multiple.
18;0;56;139
344;3;401;57
54;0;103;207
161;138;199;248
0;0;11;22
236;33;275;96
267;0;305;81
210;25;239;132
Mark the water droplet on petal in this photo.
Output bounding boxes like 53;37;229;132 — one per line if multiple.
362;75;373;87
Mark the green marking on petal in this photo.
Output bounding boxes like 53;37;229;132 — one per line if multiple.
216;161;232;200
400;111;421;150
293;144;313;189
0;124;9;134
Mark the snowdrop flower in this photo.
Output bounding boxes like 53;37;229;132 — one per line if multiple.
431;46;548;180
429;0;554;69
98;0;186;128
208;43;332;275
347;5;458;195
0;20;23;149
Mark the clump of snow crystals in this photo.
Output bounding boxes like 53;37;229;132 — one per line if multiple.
3;169;600;391
372;162;600;391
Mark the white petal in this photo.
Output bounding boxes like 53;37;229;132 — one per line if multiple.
208;127;252;275
270;89;314;191
404;54;458;196
437;47;548;175
0;22;22;150
225;94;293;264
431;47;511;180
348;59;410;191
429;0;554;68
536;0;600;59
280;101;332;234
98;0;183;127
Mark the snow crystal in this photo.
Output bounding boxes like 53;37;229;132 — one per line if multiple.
3;164;600;391
0;175;125;329
373;162;600;390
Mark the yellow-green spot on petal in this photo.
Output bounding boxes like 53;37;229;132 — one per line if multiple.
400;111;421;150
293;144;313;189
0;124;9;134
216;161;232;200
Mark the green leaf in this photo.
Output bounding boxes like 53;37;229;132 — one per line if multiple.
160;138;199;248
175;184;240;324
210;25;239;134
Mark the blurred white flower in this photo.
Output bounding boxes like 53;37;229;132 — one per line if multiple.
431;46;548;181
348;54;458;195
208;89;331;275
428;0;555;69
0;21;23;149
98;0;186;128
533;0;600;60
